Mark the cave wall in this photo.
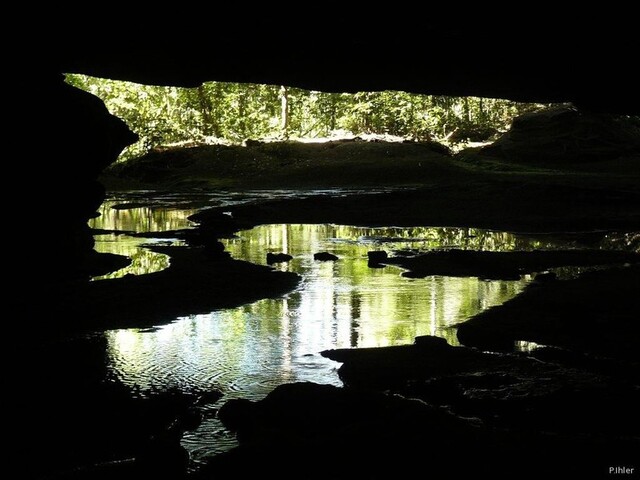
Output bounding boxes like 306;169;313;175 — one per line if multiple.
29;76;136;280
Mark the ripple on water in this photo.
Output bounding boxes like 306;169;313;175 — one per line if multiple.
100;222;551;463
92;192;637;465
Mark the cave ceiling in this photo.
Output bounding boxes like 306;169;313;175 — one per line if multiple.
44;11;639;113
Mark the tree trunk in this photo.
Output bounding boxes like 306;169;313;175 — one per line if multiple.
197;85;216;138
463;96;471;123
280;85;289;139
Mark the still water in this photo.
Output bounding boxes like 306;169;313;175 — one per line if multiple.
89;192;544;461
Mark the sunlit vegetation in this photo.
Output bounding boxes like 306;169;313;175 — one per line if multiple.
66;74;553;161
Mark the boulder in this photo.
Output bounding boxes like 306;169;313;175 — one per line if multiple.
313;252;338;261
367;250;388;262
481;106;640;163
267;252;293;264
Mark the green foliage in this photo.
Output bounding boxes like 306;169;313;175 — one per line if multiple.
66;74;552;161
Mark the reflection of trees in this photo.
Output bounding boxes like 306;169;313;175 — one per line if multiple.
105;222;637;406
92;234;171;280
90;201;197;232
223;224;529;348
105;223;532;399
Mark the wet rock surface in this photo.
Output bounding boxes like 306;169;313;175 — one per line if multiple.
266;252;293;264
35;246;300;333
198;378;638;479
383;248;640;280
313;251;339;261
191;179;640;234
457;265;640;361
322;336;639;435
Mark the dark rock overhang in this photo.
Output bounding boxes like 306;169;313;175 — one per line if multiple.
43;11;640;114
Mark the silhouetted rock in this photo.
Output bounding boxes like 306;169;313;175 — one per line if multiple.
367;261;386;269
176;407;202;431
197;213;238;237
322;336;640;440
195;390;223;406
322;335;500;388
313;252;338;261
367;250;388;268
457;265;640;361
482;106;640;163
198;378;639;479
24;77;137;284
218;398;254;432
367;250;388;263
205;382;495;478
384;249;639;280
267;252;293;264
533;271;557;282
204;240;230;260
135;432;189;478
45;246;300;332
414;335;449;349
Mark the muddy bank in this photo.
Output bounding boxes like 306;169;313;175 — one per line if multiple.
101;138;454;190
457;265;640;361
34;245;299;333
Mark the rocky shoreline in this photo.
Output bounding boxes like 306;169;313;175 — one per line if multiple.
37;106;640;478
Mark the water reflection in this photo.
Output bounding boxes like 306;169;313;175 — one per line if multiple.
89;200;198;232
222;224;531;348
106;225;532;393
105;223;531;459
90;200;195;279
92;234;174;280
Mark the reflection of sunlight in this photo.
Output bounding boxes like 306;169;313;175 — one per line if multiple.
514;340;544;352
111;329;140;356
429;277;437;337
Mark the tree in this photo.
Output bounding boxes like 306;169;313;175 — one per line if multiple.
65;73;554;162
